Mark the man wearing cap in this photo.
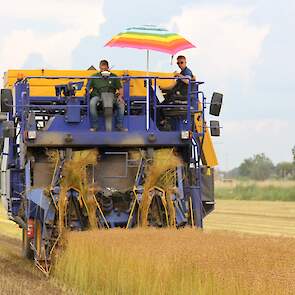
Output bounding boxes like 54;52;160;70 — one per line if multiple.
88;59;127;131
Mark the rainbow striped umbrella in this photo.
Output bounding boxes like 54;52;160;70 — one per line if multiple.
105;25;195;71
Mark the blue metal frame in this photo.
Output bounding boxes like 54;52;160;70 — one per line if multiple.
10;76;206;147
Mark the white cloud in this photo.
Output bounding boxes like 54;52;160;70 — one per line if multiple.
0;0;105;71
167;4;270;91
224;119;289;135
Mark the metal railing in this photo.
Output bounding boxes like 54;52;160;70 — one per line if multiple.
16;75;206;135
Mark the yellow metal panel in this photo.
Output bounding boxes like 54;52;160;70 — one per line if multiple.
3;69;175;97
121;70;174;97
194;103;218;167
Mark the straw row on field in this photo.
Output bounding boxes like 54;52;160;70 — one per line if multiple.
53;229;295;295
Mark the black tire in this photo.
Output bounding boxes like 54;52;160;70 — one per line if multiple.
22;228;34;260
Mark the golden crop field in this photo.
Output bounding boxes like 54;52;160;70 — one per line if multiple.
1;200;295;295
54;229;295;295
205;199;295;236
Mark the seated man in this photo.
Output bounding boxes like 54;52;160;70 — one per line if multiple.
158;55;195;126
161;55;194;98
88;59;127;131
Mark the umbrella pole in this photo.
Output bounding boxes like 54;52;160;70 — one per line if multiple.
146;49;150;74
146;49;150;130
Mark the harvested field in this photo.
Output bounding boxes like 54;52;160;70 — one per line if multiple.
205;199;295;236
0;205;21;240
0;205;69;295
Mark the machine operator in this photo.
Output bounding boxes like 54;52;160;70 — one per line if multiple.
161;55;194;97
89;59;127;132
159;55;195;126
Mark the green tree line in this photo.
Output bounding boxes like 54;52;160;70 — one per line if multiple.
226;145;295;181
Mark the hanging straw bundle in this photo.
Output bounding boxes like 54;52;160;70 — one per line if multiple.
47;149;99;233
140;149;182;227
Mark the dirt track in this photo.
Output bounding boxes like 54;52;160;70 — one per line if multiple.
0;234;66;295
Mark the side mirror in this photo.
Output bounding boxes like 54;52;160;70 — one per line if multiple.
209;92;223;116
210;120;220;136
0;89;13;112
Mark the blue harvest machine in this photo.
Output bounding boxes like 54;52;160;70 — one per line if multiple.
0;73;222;273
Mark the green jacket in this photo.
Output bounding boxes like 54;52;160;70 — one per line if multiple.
89;72;122;98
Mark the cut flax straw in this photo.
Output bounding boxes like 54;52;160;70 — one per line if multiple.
47;149;99;235
54;229;295;295
47;148;182;230
140;149;182;227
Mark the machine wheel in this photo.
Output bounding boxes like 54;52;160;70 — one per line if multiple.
22;228;34;260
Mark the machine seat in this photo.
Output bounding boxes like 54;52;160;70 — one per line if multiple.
161;94;194;117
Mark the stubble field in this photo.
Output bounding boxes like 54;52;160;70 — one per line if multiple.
1;199;295;295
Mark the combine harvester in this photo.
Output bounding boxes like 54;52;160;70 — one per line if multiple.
0;69;222;274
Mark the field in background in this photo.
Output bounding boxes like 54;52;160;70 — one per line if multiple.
54;229;295;295
205;199;295;236
215;180;295;201
0;202;21;239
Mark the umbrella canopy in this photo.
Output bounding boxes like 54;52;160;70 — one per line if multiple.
105;25;195;55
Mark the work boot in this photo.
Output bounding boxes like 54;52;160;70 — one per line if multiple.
116;126;128;132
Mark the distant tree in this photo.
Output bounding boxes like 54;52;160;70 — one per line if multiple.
275;162;294;179
239;158;253;178
239;153;274;180
292;145;295;163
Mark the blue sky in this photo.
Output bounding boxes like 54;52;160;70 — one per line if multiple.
0;0;294;170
